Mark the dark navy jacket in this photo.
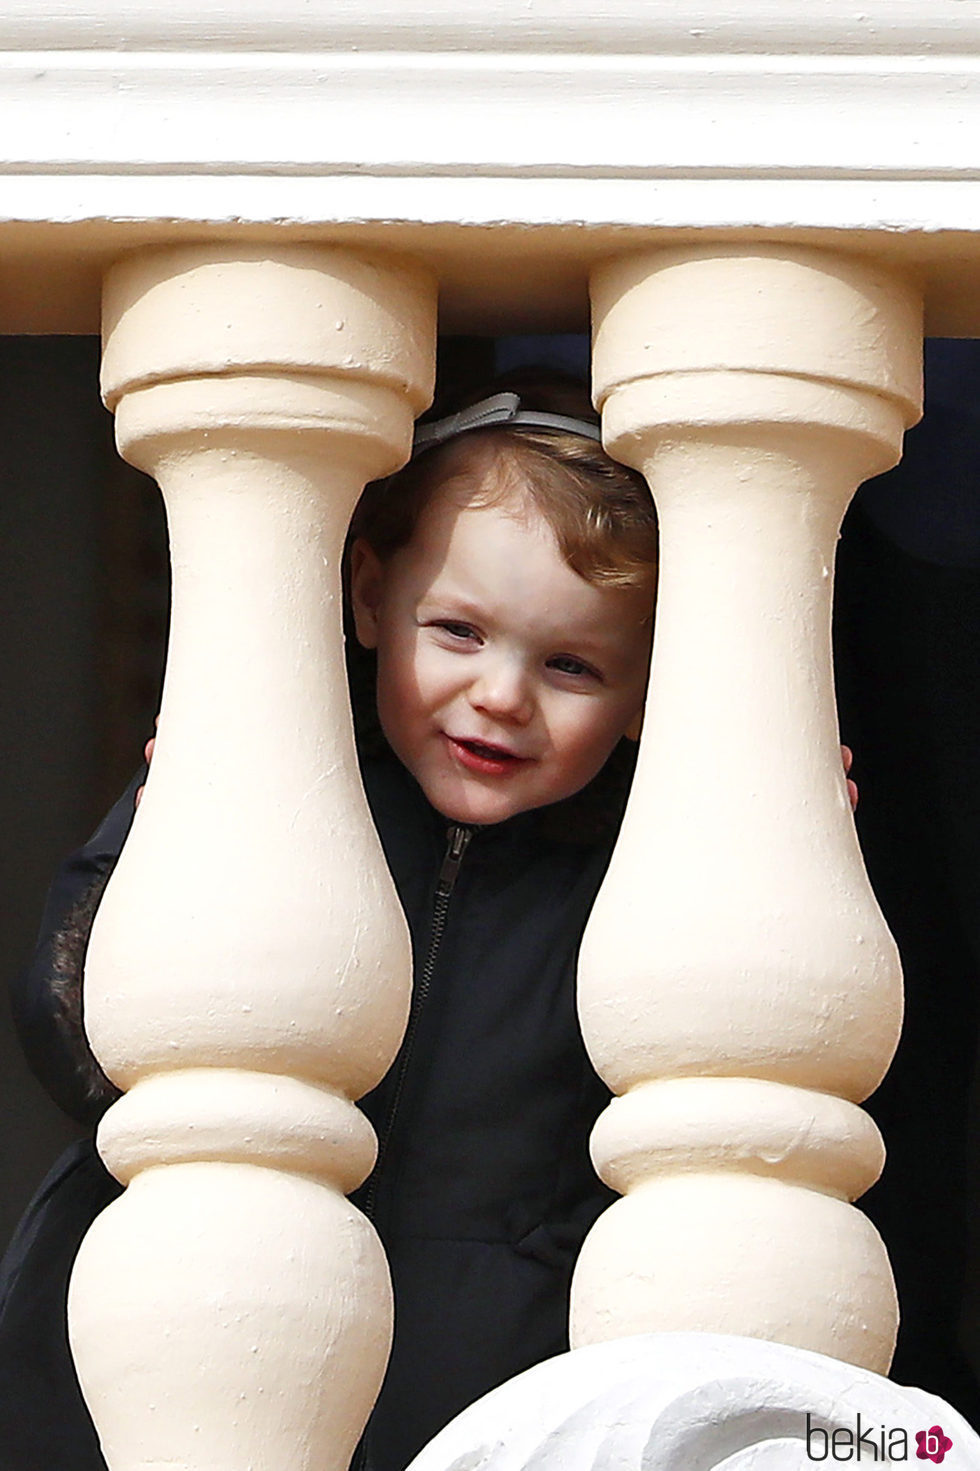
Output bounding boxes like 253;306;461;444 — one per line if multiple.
1;743;630;1471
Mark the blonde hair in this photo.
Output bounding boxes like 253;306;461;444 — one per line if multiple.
350;372;658;594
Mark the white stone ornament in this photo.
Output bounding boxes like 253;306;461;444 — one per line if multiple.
406;1333;980;1471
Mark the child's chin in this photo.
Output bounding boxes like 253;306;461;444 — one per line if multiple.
426;778;535;828
436;797;522;827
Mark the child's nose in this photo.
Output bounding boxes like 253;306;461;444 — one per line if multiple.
470;661;534;724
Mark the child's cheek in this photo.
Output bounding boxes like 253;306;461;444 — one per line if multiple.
412;640;446;695
564;708;624;783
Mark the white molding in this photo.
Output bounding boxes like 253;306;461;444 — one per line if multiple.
0;1;978;56
6;175;980;232
1;53;979;196
1;4;980;330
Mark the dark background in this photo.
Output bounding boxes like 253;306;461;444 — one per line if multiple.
0;338;168;1266
1;334;978;1424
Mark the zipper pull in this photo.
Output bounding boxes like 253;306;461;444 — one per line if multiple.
436;824;473;896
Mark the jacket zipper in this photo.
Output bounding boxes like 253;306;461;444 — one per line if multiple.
360;821;473;1222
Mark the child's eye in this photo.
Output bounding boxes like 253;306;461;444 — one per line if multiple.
434;621;479;642
548;655;601;680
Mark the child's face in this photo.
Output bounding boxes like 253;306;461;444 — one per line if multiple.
351;481;653;826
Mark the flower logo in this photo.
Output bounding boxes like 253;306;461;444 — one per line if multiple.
916;1425;953;1463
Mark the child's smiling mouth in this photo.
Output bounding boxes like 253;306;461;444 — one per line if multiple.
445;735;532;775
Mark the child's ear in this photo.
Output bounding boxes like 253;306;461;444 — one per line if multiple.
349;538;385;650
623;707;644;743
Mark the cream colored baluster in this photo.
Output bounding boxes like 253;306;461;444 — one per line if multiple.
571;245;922;1374
67;244;436;1471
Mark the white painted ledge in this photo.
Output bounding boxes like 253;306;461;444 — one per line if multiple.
0;1;978;56
406;1333;980;1471
1;1;978;225
4;54;979;184
1;0;980;332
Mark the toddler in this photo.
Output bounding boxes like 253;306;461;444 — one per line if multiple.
342;375;658;1469
4;373;658;1471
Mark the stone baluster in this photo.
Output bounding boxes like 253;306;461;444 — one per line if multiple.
571;245;922;1373
67;244;436;1471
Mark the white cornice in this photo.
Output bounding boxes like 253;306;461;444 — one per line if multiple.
2;52;979;186
1;3;979;332
0;1;978;55
1;3;979;219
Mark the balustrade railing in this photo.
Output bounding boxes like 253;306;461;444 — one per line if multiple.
3;11;978;1462
62;234;966;1471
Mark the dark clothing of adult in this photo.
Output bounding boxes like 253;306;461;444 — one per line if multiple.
0;1141;120;1471
833;338;980;1428
0;780;139;1471
0;743;628;1471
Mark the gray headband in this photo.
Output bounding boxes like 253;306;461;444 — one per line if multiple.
412;391;602;457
